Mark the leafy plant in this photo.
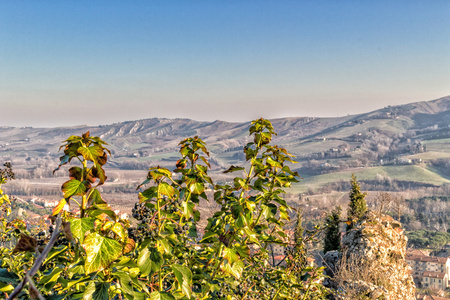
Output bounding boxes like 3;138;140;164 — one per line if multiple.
1;119;329;299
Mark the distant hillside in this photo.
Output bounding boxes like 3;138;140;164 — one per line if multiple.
1;95;450;193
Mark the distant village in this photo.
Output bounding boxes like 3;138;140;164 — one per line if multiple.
407;248;450;297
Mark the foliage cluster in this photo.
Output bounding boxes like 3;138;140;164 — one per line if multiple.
406;229;450;249
346;174;367;230
322;206;342;254
0;119;329;299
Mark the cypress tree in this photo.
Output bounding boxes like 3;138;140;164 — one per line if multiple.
294;208;304;245
347;174;367;230
323;206;342;253
293;208;306;269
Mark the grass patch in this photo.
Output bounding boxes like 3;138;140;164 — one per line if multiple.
290;165;450;193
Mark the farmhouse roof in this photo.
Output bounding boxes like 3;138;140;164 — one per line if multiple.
422;271;446;279
406;254;449;264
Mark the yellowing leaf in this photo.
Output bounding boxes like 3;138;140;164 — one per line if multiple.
222;247;239;264
52;198;67;215
110;222;126;243
188;182;204;194
78;145;104;165
82;232;122;274
222;260;244;279
158;182;175;198
149;291;175;300
69;217;95;243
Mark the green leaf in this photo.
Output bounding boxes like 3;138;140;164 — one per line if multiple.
113;271;134;297
188;182;204;194
69;217;95;243
223;247;239;264
222;260;244;279
266;156;282;168
87;189;107;206
54;154;71;173
83;281;110;300
0;268;19;284
230;204;243;219
149;291;175;300
223;165;245;174
234;178;248;190
91;165;107;185
199;156;211;168
47;294;67;300
136;178;150;190
147;167;171;181
243;228;259;244
180;145;192;157
39;267;63;288
78;145;104;164
200;231;219;243
66;275;91;289
171;264;192;298
272;194;288;207
137;247;163;277
62;179;88;198
67;265;85;278
181;200;195;219
235;215;246;228
261;203;277;219
279;205;290;221
0;282;14;293
138;186;157;203
158;182;175;197
155;167;172;178
110;222;126;243
157;239;172;254
235;245;250;259
82;232;123;274
69;166;83;181
86;203;117;220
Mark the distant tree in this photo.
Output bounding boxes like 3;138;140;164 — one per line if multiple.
323;206;342;253
347;174;367;230
293;208;307;269
374;192;392;216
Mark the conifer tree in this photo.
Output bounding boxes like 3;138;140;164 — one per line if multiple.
294;208;304;245
293;208;307;269
323;206;342;253
347;174;367;230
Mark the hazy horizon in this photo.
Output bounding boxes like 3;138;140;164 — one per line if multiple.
1;1;449;127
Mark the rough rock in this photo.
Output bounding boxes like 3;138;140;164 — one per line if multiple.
322;250;340;288
332;211;416;300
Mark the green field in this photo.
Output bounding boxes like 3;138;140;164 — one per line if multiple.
422;138;450;152
290;164;450;193
404;151;450;160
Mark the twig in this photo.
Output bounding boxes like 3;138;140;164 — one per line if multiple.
26;272;45;300
7;214;62;300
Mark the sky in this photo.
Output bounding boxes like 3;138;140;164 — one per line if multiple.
1;1;449;127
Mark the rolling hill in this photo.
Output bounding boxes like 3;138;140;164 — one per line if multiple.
1;95;450;194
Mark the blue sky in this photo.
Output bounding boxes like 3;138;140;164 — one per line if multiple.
1;1;449;127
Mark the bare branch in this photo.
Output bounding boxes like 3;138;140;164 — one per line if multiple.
7;214;62;300
26;272;45;300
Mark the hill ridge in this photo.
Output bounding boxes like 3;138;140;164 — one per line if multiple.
2;95;450;193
